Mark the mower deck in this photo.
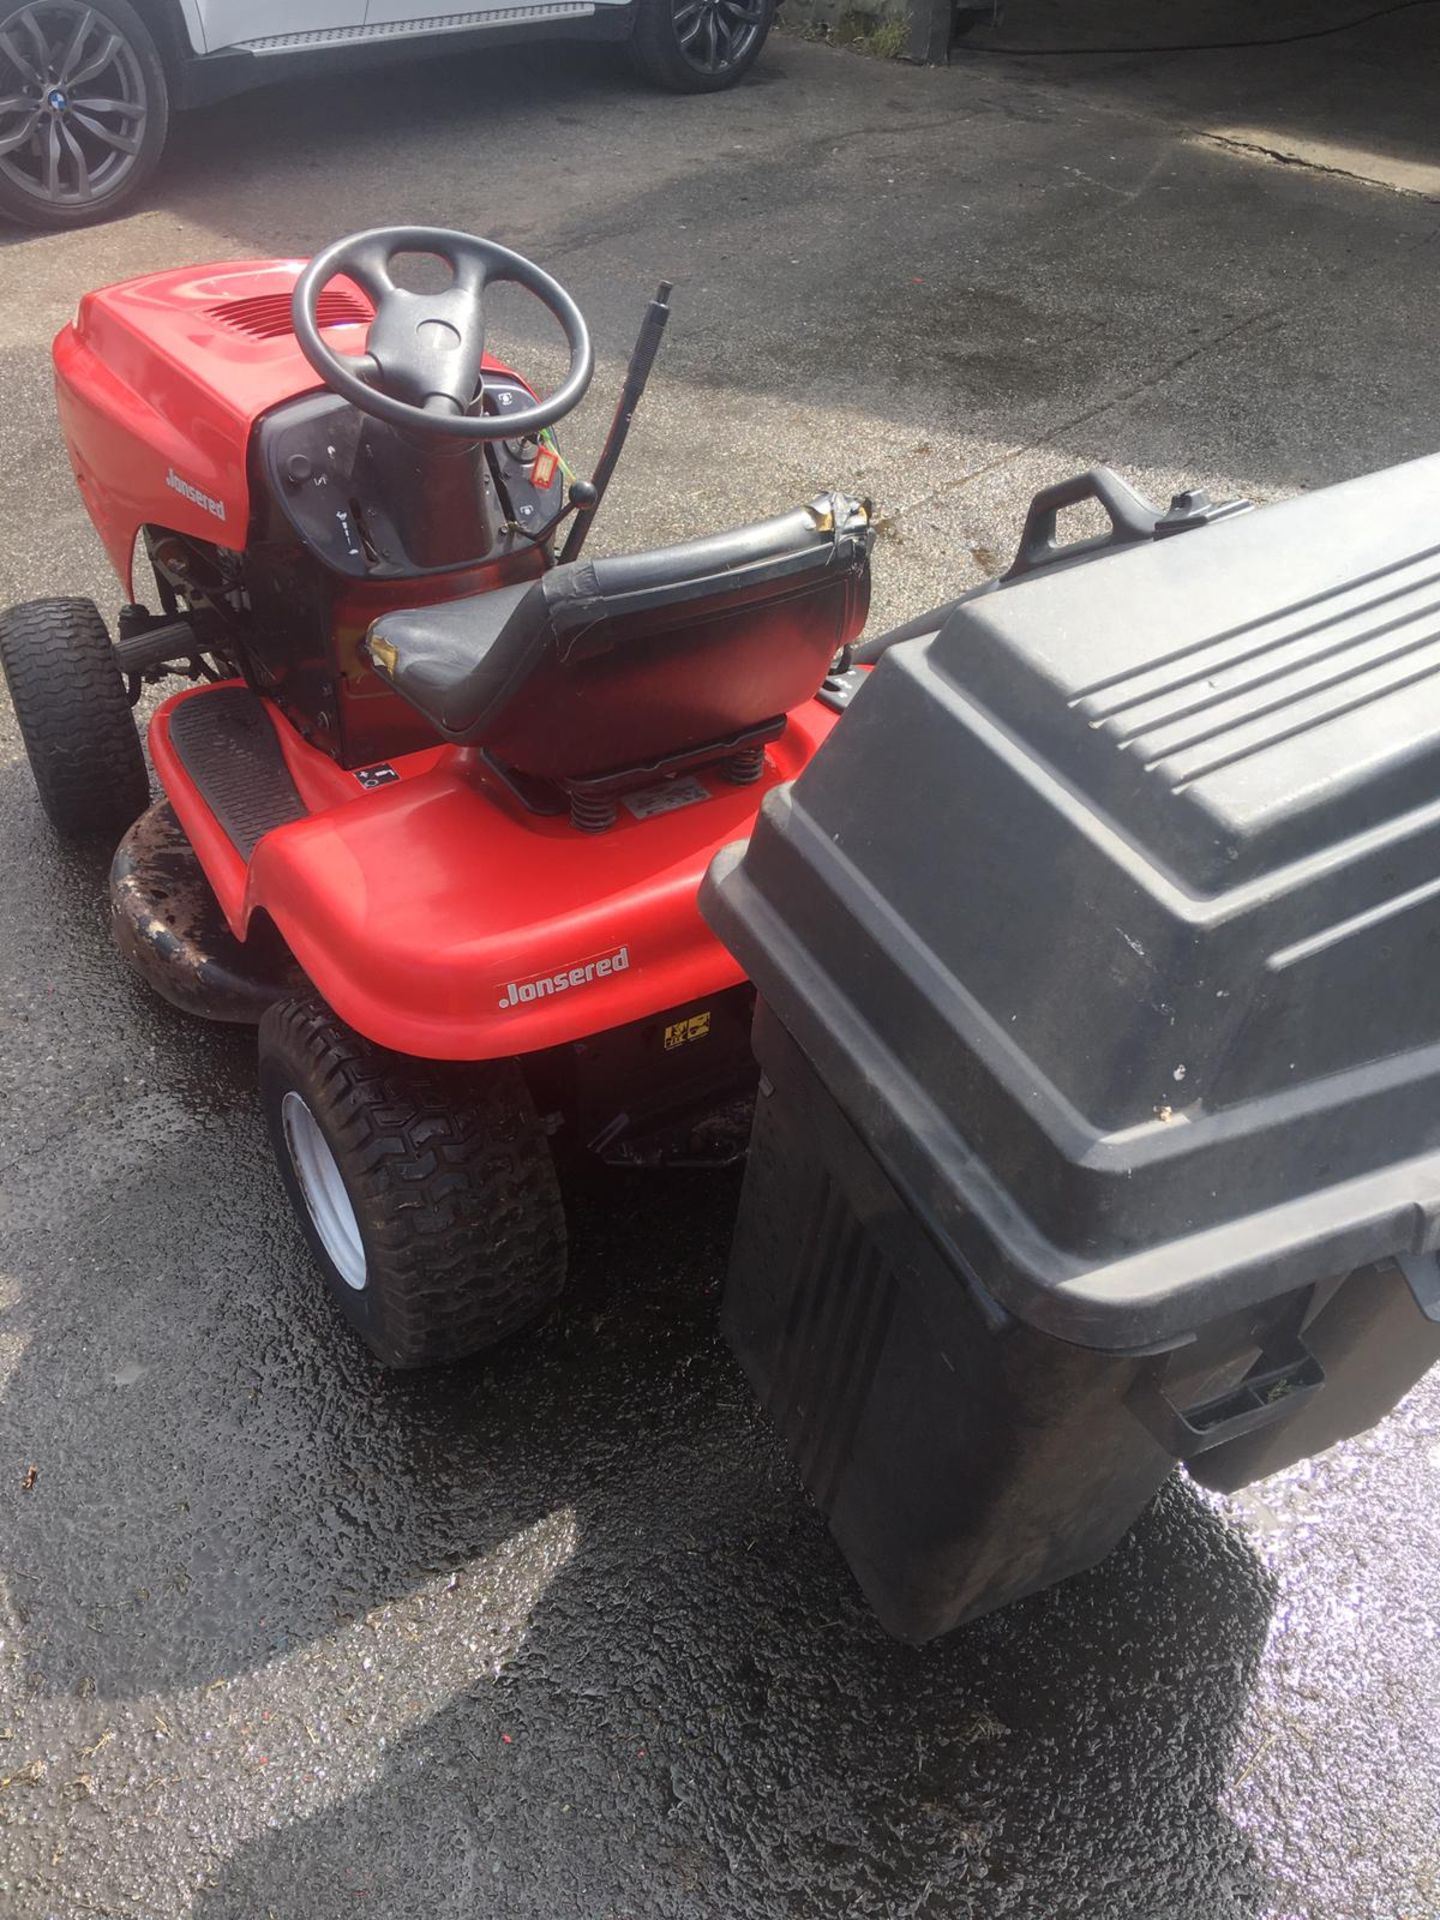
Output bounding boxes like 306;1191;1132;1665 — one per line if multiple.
111;801;304;1023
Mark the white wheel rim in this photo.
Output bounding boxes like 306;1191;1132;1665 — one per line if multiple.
281;1090;368;1291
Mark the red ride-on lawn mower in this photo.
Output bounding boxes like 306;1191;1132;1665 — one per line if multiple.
1;225;873;1367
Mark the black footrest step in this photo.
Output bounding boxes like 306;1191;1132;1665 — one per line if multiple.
166;687;308;860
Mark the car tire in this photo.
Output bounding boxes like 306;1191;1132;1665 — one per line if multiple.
0;596;149;842
259;993;569;1370
628;0;775;91
0;0;170;230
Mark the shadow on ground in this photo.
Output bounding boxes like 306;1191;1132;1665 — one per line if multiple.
184;1465;1276;1919
953;0;1440;180
145;23;1440;508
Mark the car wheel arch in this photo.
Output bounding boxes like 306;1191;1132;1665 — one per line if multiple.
122;0;201;75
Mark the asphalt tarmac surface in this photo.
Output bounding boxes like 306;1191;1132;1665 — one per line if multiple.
2;15;1439;1917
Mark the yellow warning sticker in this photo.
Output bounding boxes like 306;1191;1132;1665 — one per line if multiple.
664;1011;712;1051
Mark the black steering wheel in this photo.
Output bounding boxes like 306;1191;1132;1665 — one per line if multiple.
291;226;594;442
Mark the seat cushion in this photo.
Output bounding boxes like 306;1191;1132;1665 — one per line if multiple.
365;578;540;739
366;494;873;781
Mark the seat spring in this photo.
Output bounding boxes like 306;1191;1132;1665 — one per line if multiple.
722;745;767;786
570;791;619;833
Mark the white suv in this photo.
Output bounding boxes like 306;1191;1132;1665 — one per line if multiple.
0;0;774;228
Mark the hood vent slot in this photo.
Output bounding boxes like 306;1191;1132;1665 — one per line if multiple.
205;289;371;341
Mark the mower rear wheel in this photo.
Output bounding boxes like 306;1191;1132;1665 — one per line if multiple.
259;994;568;1370
628;0;774;90
0;596;149;842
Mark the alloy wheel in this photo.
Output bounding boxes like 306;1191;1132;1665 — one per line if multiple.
0;3;148;213
670;0;766;72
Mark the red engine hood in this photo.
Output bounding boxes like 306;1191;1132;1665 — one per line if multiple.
52;260;519;594
54;260;366;585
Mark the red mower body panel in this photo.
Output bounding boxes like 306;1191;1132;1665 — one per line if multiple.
51;261;523;594
148;684;843;1063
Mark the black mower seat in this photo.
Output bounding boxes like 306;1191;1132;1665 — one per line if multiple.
365;494;872;786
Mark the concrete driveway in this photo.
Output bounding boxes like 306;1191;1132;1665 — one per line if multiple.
2;13;1439;1917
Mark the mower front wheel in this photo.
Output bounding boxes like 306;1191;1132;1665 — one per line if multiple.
0;597;149;842
259;994;568;1370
